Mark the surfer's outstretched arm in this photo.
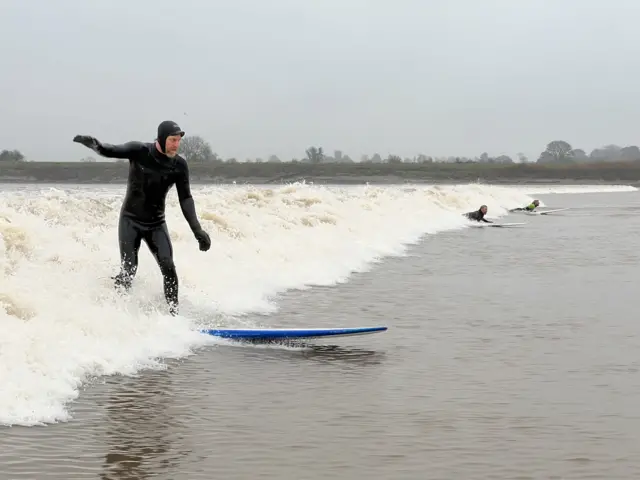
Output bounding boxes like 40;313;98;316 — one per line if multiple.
72;135;146;159
95;141;146;159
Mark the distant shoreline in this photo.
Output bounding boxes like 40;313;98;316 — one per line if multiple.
2;160;640;186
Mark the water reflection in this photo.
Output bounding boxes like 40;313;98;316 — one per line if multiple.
218;341;386;368
99;368;189;480
299;345;386;367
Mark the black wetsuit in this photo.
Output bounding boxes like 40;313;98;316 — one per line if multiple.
73;131;210;315
464;209;491;223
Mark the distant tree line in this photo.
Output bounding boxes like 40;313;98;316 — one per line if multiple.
0;150;24;162
536;140;640;164
174;136;640;165
3;137;640;165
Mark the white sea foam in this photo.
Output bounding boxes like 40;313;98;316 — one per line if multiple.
0;182;636;426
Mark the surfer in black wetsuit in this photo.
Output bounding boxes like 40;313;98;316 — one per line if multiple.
464;204;492;223
72;120;211;316
509;199;539;212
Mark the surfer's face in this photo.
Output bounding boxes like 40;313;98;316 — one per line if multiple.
164;135;182;157
480;206;487;214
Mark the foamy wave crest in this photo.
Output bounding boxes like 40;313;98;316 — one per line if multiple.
0;182;619;426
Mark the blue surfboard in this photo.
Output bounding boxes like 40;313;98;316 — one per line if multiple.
201;326;387;340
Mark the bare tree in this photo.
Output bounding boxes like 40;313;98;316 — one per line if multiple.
180;135;219;162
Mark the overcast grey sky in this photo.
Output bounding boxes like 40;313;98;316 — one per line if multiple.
2;0;640;162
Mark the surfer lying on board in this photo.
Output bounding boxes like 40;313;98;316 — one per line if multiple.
509;199;540;212
464;205;492;223
72;120;211;316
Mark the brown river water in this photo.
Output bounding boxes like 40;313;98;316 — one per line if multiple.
1;186;640;479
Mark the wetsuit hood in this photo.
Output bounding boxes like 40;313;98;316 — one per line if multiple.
157;120;185;153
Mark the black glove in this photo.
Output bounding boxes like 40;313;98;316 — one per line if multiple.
73;135;100;150
194;228;211;252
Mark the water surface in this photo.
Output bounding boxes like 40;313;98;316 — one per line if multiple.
2;187;640;479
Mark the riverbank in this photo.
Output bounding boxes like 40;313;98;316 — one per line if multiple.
2;160;640;185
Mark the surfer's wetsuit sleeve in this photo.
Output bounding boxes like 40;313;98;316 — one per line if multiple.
94;141;147;159
175;160;203;232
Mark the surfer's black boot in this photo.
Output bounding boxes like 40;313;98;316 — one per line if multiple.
162;273;179;316
112;272;132;293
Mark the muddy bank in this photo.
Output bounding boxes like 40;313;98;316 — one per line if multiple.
2;161;640;185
